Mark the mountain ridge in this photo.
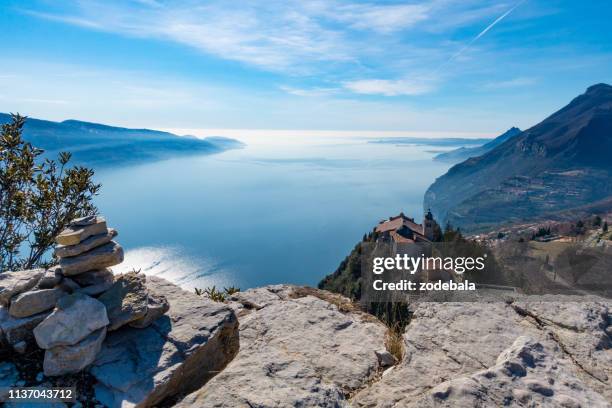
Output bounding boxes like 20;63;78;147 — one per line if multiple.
434;127;522;163
0;113;244;166
424;83;612;231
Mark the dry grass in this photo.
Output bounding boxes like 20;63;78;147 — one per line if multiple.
385;326;405;362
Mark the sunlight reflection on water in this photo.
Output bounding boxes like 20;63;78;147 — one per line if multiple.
113;246;238;291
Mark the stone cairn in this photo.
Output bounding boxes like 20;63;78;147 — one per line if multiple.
0;216;169;377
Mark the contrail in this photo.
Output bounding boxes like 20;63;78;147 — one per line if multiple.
434;0;528;74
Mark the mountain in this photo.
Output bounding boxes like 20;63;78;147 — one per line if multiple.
434;127;522;163
0;113;244;166
424;83;612;231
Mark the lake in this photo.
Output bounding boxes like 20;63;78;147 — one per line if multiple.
94;135;453;290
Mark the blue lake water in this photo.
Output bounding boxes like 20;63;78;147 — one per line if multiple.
94;136;452;290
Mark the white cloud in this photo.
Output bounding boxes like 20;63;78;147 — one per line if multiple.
21;0;517;75
331;3;431;33
16;0;547;102
279;86;339;97
343;78;435;96
482;76;537;89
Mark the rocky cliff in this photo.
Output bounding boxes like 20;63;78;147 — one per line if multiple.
425;83;612;231
182;288;611;407
434;127;522;163
2;280;610;407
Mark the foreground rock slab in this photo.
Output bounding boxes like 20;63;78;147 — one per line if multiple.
0;306;50;346
178;285;389;408
98;272;148;331
91;276;239;408
408;335;609;408
44;327;107;376
9;288;65;318
129;289;169;329
34;293;109;349
59;241;124;276
352;297;612;407
0;269;44;306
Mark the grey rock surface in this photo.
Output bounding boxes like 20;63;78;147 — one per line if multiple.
0;269;44;306
72;269;114;287
71;215;98;226
55;217;107;246
79;281;114;296
0;305;50;346
178;285;388;408
128;289;169;329
44;327;107;376
408;336;610;408
9;288;65;318
55;228;117;258
91;276;239;408
37;266;63;289
57;277;81;293
352;297;612;407
98;272;148;331
59;241;124;276
34;293;109;349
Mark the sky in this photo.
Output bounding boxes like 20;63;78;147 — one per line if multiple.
1;0;611;137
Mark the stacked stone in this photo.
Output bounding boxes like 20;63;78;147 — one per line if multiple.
0;215;169;378
54;215;122;296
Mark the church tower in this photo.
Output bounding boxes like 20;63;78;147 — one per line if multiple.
423;209;438;241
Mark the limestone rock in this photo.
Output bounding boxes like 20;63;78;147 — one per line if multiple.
74;269;114;296
57;277;81;293
178;285;388;408
72;269;114;287
227;285;293;310
44;327;107;376
59;241;124;276
55;228;118;258
79;281;114;296
512;298;612;401
37;266;63;289
0;306;50;346
91;276;239;408
9;288;65;318
0;269;44;306
55;216;107;246
34;293;109;349
375;350;397;368
98;272;148;331
352;297;612;407
409;336;610;408
129;290;169;329
71;215;98;226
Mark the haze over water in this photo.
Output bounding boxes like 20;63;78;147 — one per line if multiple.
95;135;453;290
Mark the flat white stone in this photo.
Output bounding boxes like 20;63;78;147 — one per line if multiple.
55;217;107;246
34;293;109;349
